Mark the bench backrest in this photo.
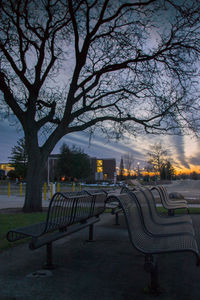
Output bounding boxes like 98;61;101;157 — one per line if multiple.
121;186;157;231
137;187;161;219
151;186;167;207
44;192;106;233
108;192;151;253
63;189;107;217
86;191;107;216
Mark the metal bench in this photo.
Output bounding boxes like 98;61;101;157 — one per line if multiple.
7;192;107;269
139;187;192;225
85;188;122;225
159;185;188;205
151;185;189;216
106;191;199;294
121;186;194;237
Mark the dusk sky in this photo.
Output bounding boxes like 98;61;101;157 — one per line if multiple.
1;1;200;175
1;117;200;174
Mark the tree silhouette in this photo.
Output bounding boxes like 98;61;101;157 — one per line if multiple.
147;142;168;177
124;152;134;178
1;0;200;211
56;143;91;180
9;138;28;180
119;156;124;180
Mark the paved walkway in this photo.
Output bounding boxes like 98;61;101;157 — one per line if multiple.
1;183;200;299
0;194;50;210
1;179;200;210
1;213;200;299
1;194;200;211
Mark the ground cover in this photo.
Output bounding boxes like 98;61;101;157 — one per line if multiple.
0;212;47;251
1;207;200;251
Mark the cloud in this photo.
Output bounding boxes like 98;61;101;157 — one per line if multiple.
187;139;200;167
54;131;144;166
167;135;191;169
0;119;23;162
1;118;200;172
188;155;200;166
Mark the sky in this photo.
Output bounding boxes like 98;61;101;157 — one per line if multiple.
1;118;200;174
1;1;200;174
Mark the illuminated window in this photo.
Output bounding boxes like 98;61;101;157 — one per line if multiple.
97;160;103;167
0;164;14;171
97;166;103;173
97;160;103;173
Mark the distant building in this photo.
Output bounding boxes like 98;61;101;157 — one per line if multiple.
0;163;14;175
46;155;116;182
90;157;116;181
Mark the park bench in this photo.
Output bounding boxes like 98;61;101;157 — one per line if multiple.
121;186;194;236
82;188;122;225
140;187;192;224
151;185;189;216
106;191;200;294
159;185;188;204
7;191;107;269
122;186;192;225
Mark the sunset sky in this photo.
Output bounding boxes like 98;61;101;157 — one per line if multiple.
1;118;200;174
1;1;200;176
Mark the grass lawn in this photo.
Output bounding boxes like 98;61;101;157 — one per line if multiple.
1;207;200;252
157;207;200;214
0;212;47;251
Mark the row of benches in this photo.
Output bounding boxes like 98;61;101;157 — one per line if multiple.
6;186;199;294
113;186;199;294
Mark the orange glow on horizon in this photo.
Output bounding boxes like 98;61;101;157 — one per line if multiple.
116;165;200;176
174;165;200;175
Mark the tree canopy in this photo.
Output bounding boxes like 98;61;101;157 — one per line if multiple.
9;138;28;179
123;152;134;177
146;141;169;176
56;143;92;180
1;0;200;211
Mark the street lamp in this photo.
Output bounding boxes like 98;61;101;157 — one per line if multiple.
137;162;140;178
47;157;50;186
47;156;59;186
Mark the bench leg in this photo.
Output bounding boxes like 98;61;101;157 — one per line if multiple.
168;209;174;216
144;255;161;295
44;242;55;270
115;213;120;225
88;224;94;241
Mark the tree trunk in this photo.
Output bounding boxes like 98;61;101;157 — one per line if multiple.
23;151;46;212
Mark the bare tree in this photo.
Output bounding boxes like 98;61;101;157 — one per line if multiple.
123;152;134;177
1;0;200;211
119;156;124;180
146;142;168;177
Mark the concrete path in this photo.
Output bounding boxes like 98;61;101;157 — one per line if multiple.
0;194;50;210
1;182;200;299
1;178;200;210
1;213;200;299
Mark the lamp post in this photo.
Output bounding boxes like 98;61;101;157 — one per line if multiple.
47;157;50;187
47;155;59;187
137;162;140;179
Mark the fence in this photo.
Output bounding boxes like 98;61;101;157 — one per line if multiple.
0;181;109;199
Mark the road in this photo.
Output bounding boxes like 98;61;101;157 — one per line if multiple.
0;180;200;210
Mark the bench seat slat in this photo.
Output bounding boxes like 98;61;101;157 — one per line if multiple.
29;216;100;249
7;222;46;241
